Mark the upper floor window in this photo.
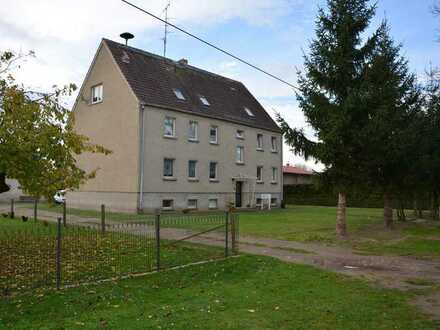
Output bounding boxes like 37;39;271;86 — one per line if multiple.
209;162;218;180
199;95;210;106
209;126;218;144
188;160;197;179
257;166;263;182
257;134;264;150
91;84;103;104
173;88;186;101
271;136;278;152
244;107;255;117
188;121;198;141
236;146;244;164
236;130;245;139
164;117;176;137
163;158;174;177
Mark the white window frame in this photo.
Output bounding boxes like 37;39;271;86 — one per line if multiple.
188;121;198;141
91;84;103;104
209;126;218;144
199;95;210;106
188;160;197;179
209;162;218;181
257;134;264;150
187;199;198;209
162;199;174;210
208;199;218;209
271;167;278;183
257;166;263;183
236;130;245;139
163;158;174;178
236;146;244;164
244;107;255;117
164;117;176;138
271;136;278;152
173;88;186;100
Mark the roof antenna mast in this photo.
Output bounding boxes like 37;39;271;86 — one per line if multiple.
162;0;171;57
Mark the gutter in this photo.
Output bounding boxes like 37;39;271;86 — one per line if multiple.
138;103;146;212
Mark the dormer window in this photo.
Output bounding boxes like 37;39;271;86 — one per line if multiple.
244;107;254;117
173;88;186;101
199;95;210;106
91;84;103;104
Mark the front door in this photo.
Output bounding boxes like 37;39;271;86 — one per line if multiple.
235;181;243;208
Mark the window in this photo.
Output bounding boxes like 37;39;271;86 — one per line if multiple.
162;199;174;210
91;84;103;104
173;88;185;100
164;117;176;137
271;198;277;206
244;107;255;117
257;166;263;182
272;167;278;183
188;121;198;141
188;199;198;209
236;146;244;164
209;162;218;180
271;136;278;152
257;134;264;150
209;199;218;209
236;130;244;139
209;126;218;144
256;198;262;206
188;160;197;179
163;158;174;177
199;95;210;106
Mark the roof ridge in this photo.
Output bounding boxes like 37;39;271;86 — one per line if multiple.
103;38;240;85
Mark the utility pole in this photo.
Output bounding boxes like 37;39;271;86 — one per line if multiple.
162;0;171;58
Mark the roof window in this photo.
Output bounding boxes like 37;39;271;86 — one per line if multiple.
173;88;186;101
244;107;255;117
199;95;210;106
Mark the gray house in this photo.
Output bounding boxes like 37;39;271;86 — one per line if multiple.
68;38;283;212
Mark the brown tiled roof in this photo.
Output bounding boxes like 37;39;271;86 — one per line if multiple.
104;39;280;132
283;165;314;176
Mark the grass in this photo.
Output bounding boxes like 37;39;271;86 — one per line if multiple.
0;255;437;329
0;216;226;294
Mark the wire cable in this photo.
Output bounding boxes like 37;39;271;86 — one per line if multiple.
121;0;300;91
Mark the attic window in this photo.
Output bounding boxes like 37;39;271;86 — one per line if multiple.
173;88;186;101
199;95;210;106
244;107;255;117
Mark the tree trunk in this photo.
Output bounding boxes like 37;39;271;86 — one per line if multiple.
336;192;347;237
384;192;393;229
432;190;439;221
397;199;406;222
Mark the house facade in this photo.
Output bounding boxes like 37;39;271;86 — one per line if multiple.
67;39;283;212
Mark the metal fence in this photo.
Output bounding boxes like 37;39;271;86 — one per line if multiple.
0;200;239;295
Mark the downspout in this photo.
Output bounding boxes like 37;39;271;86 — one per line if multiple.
138;103;146;212
280;133;284;206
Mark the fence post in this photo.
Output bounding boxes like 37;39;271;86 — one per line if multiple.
34;199;38;222
62;201;67;227
101;204;106;234
155;209;161;271
10;199;14;219
231;213;236;254
56;217;62;290
225;211;229;257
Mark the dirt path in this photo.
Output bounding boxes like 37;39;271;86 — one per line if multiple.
5;206;440;319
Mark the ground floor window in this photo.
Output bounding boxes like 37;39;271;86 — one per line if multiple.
256;198;262;206
162;199;174;210
208;199;218;209
187;199;198;209
271;198;277;206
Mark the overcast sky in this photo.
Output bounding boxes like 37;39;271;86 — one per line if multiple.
1;0;439;170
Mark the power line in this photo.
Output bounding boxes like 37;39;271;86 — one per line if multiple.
121;0;300;91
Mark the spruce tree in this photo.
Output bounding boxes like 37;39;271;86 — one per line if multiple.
278;0;379;237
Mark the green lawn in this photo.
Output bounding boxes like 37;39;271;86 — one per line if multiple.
0;255;436;329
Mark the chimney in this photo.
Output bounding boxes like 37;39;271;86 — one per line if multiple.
178;58;188;66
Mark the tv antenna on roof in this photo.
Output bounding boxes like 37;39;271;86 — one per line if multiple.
162;0;172;57
120;32;134;45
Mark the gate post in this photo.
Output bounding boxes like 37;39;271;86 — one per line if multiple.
56;217;62;290
231;213;236;254
155;209;161;271
10;199;14;219
101;204;106;234
62;201;67;227
225;211;229;257
34;199;38;222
